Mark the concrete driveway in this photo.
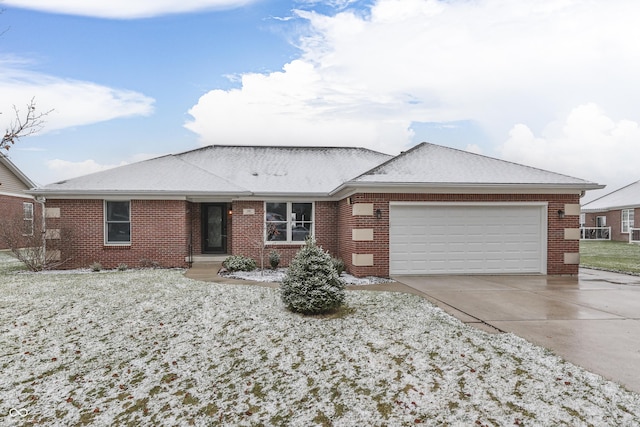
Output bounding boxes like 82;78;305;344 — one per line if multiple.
394;269;640;394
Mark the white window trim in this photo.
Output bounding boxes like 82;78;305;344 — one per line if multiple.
23;202;34;236
264;202;314;244
622;209;635;233
104;200;131;246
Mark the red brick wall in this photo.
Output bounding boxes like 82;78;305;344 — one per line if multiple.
45;199;190;269
339;193;581;277
229;200;339;268
0;194;42;250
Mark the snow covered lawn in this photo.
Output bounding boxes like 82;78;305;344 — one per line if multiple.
2;253;640;426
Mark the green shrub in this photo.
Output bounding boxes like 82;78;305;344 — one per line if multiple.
223;255;257;272
90;262;102;272
117;263;128;271
269;250;281;269
281;238;345;315
331;257;345;276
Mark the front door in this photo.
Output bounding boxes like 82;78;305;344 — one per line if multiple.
202;203;227;253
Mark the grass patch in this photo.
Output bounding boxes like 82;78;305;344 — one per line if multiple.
580;240;640;274
1;251;639;425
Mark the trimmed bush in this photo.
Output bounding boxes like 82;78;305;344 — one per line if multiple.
269;250;281;269
281;238;345;315
222;255;257;272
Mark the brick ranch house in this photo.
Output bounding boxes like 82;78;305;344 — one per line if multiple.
0;153;41;250
29;143;603;276
581;180;639;242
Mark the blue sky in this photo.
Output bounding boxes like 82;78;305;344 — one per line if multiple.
2;0;639;201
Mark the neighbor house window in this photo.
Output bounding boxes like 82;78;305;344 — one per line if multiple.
622;209;635;233
265;202;313;243
23;202;34;236
105;201;131;244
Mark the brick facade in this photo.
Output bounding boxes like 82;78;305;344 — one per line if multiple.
0;194;42;250
45;199;190;269
229;200;339;269
42;193;581;276
341;193;581;277
584;208;639;242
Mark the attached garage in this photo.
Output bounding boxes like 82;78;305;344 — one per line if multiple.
389;202;548;275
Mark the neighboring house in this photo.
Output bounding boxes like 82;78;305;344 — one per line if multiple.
29;143;602;276
0;154;40;250
581;180;640;242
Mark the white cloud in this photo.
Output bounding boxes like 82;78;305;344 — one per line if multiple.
186;0;640;168
185;59;415;153
499;104;640;200
4;0;255;19
0;62;154;134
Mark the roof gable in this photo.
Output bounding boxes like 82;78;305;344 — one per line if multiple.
0;154;35;195
582;180;640;212
351;143;600;187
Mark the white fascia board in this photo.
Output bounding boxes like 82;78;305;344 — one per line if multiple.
0;190;35;200
26;190;253;200
331;182;604;196
582;204;640;213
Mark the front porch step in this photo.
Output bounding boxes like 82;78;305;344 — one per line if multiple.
187;254;228;263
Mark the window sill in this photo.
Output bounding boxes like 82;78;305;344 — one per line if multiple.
265;241;306;246
104;243;132;248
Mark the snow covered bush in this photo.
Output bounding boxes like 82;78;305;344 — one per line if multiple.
223;255;256;272
281;238;345;314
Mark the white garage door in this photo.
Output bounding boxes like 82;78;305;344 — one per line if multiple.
390;203;547;275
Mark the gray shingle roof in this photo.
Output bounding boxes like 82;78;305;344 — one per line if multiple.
350;143;601;187
37;145;392;196
582;180;640;212
33;143;602;198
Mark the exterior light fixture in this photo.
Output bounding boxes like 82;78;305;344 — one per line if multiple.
375;209;382;219
557;209;565;219
228;209;233;215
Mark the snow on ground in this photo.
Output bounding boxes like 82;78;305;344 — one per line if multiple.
1;252;640;426
221;268;394;286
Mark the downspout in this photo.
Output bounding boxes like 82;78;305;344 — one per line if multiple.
35;196;46;268
188;202;193;267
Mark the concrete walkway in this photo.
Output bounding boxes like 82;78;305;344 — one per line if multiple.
394;269;640;394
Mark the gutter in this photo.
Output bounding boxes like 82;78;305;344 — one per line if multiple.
329;181;606;196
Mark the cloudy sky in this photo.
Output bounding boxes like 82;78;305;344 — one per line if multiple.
1;0;639;200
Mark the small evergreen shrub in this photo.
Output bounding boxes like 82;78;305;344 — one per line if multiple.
269;250;281;269
281;238;346;315
223;255;257;272
331;257;345;276
117;263;128;271
90;262;102;272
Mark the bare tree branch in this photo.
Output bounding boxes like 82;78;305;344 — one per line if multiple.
1;97;53;151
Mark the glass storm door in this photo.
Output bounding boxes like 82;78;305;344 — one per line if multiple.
202;203;227;253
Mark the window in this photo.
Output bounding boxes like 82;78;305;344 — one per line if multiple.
580;213;585;227
23;202;34;236
105;201;131;244
265;202;313;243
622;209;635;233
